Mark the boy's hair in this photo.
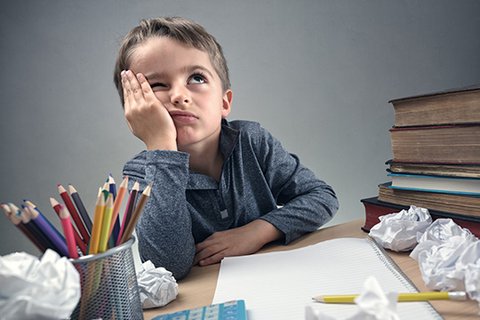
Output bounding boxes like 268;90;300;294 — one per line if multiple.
113;17;231;105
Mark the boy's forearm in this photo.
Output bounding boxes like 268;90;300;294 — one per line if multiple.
127;150;196;279
251;219;283;245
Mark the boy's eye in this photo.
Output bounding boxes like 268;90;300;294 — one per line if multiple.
150;82;167;90
189;74;207;84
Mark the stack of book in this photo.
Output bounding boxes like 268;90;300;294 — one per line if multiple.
361;85;480;237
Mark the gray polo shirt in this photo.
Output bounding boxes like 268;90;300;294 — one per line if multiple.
123;119;338;279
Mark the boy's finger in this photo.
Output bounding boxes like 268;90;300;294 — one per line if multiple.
136;73;157;104
126;70;144;101
121;70;134;109
198;249;228;266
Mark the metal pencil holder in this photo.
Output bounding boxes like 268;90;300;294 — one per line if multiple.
69;237;143;320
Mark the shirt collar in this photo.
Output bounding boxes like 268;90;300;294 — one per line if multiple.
187;119;240;190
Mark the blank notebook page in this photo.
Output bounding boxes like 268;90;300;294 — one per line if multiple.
213;237;441;319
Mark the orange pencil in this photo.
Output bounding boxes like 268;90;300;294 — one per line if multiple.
89;193;105;254
109;176;128;241
58;204;79;259
119;184;152;244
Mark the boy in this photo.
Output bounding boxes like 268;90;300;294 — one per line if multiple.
113;17;338;279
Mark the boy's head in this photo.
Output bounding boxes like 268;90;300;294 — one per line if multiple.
113;17;230;105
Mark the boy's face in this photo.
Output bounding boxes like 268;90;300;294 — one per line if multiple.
129;37;232;151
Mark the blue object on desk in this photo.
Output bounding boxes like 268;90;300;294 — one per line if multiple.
152;300;247;320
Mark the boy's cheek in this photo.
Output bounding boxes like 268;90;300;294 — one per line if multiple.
153;92;168;104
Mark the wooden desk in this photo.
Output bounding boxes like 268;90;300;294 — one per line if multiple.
144;219;478;320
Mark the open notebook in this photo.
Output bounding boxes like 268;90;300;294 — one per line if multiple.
213;237;441;319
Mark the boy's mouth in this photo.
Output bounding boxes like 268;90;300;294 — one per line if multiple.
169;111;198;124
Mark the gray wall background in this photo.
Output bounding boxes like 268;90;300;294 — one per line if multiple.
1;0;479;256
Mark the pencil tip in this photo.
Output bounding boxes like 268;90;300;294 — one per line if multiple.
49;197;58;206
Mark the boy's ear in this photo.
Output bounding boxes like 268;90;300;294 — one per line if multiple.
221;89;233;118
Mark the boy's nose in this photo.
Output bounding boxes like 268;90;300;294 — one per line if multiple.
170;87;191;106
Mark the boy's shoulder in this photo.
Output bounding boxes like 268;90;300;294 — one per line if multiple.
224;119;263;133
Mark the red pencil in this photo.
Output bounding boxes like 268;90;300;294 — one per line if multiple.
50;197;87;255
58;204;79;259
58;184;90;244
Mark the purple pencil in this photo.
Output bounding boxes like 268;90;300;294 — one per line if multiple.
27;206;69;257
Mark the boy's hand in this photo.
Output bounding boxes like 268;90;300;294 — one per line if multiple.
194;220;282;266
122;70;177;150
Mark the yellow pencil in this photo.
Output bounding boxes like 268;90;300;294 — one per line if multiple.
312;291;467;303
89;193;105;254
98;193;114;253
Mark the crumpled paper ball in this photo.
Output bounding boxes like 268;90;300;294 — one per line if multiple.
136;260;178;309
305;276;400;320
0;249;80;320
369;206;432;252
410;219;480;298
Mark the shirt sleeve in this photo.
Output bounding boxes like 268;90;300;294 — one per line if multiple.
250;124;339;243
123;150;196;280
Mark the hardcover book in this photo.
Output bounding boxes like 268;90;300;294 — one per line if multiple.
389;124;480;164
389;85;480;127
388;173;480;195
386;160;480;178
361;196;480;238
377;182;480;217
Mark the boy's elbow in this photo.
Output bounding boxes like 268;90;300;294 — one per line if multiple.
139;246;195;280
171;262;194;280
318;186;339;220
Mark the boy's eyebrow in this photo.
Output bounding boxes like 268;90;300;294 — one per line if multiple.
144;65;215;80
184;65;215;78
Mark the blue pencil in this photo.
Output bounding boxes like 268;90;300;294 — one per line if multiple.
24;200;65;242
15;204;56;253
109;175;121;244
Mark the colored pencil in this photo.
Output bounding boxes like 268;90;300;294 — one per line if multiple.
58;184;90;244
24;200;65;241
98;193;114;253
16;203;58;253
89;193;105;254
102;182;109;198
58;204;79;259
109;176;128;242
119;183;152;244
108;174;117;198
116;181;139;245
27;205;69;257
50;197;87;255
2;203;46;252
68;184;93;234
